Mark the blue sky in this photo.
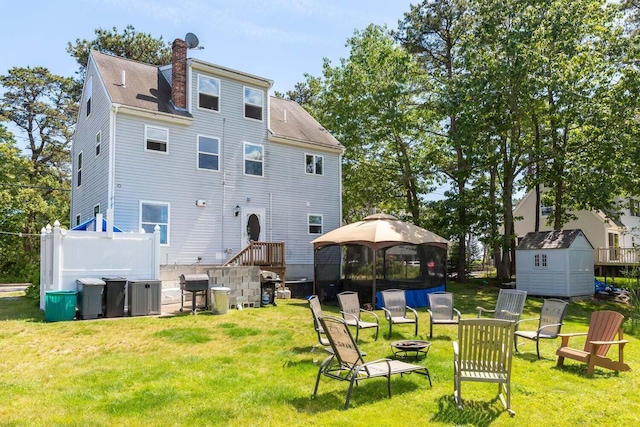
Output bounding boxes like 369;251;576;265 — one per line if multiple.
0;0;415;95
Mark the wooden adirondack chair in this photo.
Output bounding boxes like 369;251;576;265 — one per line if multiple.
453;318;516;416
556;310;630;376
427;292;461;339
337;291;379;342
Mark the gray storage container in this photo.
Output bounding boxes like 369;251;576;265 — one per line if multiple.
210;287;230;314
127;279;161;316
76;278;106;320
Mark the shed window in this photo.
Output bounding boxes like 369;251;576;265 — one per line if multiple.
534;253;547;268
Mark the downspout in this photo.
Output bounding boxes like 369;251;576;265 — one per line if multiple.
221;117;226;258
108;104;119;210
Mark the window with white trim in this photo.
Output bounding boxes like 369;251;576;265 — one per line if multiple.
244;142;263;176
85;76;92;117
198;75;220;111
308;214;323;234
145;125;168;152
95;131;101;156
244;86;263;120
630;199;640;217
76;151;83;187
140;201;169;245
305;154;323;175
534;253;547;268
197;135;220;171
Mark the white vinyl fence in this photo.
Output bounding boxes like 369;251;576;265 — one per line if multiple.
39;215;160;310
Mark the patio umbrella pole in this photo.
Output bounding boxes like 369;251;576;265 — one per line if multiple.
372;249;377;308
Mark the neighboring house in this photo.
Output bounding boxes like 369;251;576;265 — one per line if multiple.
513;189;640;252
71;38;344;283
515;230;594;298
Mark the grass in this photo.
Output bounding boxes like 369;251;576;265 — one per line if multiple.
1;281;639;426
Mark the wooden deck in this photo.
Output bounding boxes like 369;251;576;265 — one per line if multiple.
223;241;286;280
594;247;640;277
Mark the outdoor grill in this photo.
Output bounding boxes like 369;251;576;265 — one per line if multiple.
260;270;283;307
179;274;210;314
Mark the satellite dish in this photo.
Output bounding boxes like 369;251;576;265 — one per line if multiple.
185;33;199;49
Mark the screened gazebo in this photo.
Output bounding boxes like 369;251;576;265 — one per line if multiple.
311;214;449;308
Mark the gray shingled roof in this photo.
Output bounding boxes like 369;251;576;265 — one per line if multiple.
92;51;187;116
91;51;342;149
269;97;342;150
516;229;592;250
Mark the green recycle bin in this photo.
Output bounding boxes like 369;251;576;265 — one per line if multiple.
45;290;78;322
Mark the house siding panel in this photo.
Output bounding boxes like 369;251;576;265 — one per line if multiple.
71;60;111;226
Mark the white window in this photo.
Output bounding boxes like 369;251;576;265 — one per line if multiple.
197;135;220;171
244;86;263;120
198;75;220;111
85;76;92;117
140;201;169;245
95;131;101;156
145;125;168;152
534;253;547;268
305;154;324;175
76;151;83;187
308;214;323;234
244;142;263;177
93;204;100;217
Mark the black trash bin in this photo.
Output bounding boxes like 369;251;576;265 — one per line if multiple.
102;277;126;318
76;278;106;319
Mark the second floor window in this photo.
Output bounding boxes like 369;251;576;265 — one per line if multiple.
145;125;168;152
630;199;640;217
244;87;263;120
198;75;220;111
198;135;220;171
305;154;323;175
244;142;263;176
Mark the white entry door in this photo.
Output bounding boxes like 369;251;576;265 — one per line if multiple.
241;208;265;246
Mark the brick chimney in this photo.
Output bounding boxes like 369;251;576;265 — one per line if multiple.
171;38;188;110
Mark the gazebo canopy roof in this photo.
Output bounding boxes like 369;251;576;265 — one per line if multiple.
311;213;449;250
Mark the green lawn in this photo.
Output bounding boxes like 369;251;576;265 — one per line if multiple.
1;282;638;426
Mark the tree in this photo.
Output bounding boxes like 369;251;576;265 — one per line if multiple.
0;67;75;278
395;0;481;281
67;25;172;78
308;25;441;225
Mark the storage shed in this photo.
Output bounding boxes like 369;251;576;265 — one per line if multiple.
515;229;594;298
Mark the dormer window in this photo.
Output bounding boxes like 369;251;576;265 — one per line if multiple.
244;87;263;121
198;75;220;111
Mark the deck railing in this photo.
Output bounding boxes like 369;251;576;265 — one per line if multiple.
594;247;640;265
224;242;286;277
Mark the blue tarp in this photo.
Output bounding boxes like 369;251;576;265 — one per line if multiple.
72;217;123;232
595;278;622;293
376;285;446;309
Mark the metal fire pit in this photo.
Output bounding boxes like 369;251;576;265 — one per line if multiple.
179;274;209;314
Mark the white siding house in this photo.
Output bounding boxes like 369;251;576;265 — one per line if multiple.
71;39;343;284
515;230;594;298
